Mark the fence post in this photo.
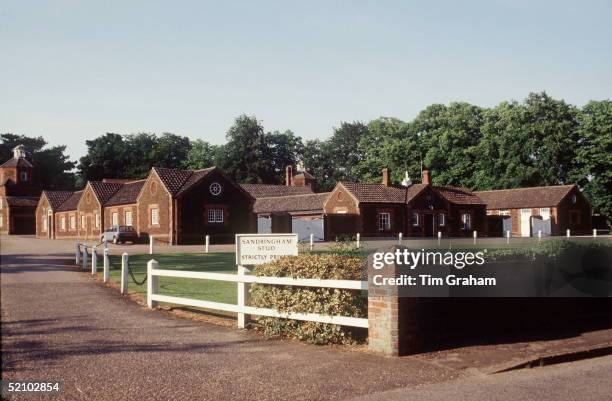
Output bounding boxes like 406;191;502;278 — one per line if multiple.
205;235;210;253
356;233;360;248
149;235;154;255
473;230;477;245
103;248;110;283
82;245;87;270
398;232;403;245
506;230;511;244
75;242;80;265
237;265;251;329
309;233;314;251
147;259;159;308
91;246;97;275
538;230;542;242
566;229;571;238
104;237;108;251
121;252;129;294
437;231;442;245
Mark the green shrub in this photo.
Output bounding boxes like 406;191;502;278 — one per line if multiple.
488;239;612;260
250;254;367;345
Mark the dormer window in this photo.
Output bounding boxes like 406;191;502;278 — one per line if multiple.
20;171;28;182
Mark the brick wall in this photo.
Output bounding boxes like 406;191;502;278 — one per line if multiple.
77;185;103;241
136;172;172;243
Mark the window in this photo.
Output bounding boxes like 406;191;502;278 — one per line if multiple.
20;171;28;182
540;207;551;220
0;215;3;228
0;198;3;209
499;209;510;216
95;213;100;228
112;212;119;226
412;212;419;226
151;208;159;225
61;217;66;231
438;213;445;226
461;213;472;230
569;210;581;225
43;217;48;232
70;216;76;230
208;209;223;223
81;215;86;229
378;212;391;231
125;211;133;226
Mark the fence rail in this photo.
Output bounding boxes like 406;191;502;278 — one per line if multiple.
147;262;368;329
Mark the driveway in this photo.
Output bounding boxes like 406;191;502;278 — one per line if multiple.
1;236;459;401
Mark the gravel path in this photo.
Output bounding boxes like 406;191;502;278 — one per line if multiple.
1;236;459;401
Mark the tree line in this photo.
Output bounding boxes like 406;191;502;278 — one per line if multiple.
1;92;610;218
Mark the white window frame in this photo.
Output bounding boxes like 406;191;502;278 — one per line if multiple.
81;215;86;229
438;213;445;226
95;213;100;228
412;212;419;227
461;213;472;230
0;215;3;228
125;211;133;226
70;216;76;230
499;209;510;216
377;212;391;231
208;209;223;223
0;198;3;209
61;217;66;231
540;207;551;220
112;212;119;226
151;208;159;225
43;217;48;232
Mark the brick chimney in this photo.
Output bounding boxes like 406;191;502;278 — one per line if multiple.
422;169;430;185
381;168;391;186
285;165;293;186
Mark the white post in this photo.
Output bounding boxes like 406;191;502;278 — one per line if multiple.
147;259;159;308
237;265;251;329
103;248;110;283
438;231;442;245
91;246;97;275
473;230;477;245
538;230;542;242
75;242;80;265
593;228;597;238
205;235;210;253
566;229;571;238
506;230;511;244
398;232;403;245
120;252;129;294
149;235;154;255
82;245;87;270
104;237;108;251
309;233;314;251
356;233;360;248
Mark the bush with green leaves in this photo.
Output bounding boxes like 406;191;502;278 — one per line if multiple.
488;239;612;260
250;254;367;345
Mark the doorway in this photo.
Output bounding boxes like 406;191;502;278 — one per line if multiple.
520;209;531;237
424;213;435;237
47;214;52;238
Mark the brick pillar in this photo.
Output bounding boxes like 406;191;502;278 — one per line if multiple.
367;245;422;356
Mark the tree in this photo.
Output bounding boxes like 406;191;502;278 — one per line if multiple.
0;133;75;190
77;133;127;184
301;139;335;191
326;121;369;183
219;115;272;183
149;133;191;169
184;139;222;170
263;130;304;184
571;100;612;218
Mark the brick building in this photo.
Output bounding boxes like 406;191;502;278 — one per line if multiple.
324;169;486;239
475;185;592;237
36;190;74;238
0;145;42;234
54;191;83;239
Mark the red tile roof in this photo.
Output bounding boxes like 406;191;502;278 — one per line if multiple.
0;157;34;168
240;184;314;199
339;182;427;204
56;191;83;211
175;168;215;197
6;196;39;207
153;167;194;195
254;193;330;214
89;181;124;206
43;190;74;210
474;185;576;209
106;180;146;206
433;186;485;205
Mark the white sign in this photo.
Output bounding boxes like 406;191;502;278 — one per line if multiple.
236;233;298;265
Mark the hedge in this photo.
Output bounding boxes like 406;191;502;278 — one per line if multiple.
250;254;367;345
488;239;612;261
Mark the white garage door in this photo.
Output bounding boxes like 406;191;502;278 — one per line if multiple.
257;216;272;234
520;209;531;237
292;217;324;242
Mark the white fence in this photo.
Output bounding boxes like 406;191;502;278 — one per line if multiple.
146;260;369;329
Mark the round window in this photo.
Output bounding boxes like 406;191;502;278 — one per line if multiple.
210;182;222;196
86;192;92;204
150;181;158;195
337;191;344;200
571;194;577;204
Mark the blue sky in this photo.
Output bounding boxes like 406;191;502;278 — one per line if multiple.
1;0;611;160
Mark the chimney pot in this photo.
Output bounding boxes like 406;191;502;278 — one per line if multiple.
382;168;391;186
422;169;430;185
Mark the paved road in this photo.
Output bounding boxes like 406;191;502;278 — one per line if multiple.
1;237;459;401
349;355;612;401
